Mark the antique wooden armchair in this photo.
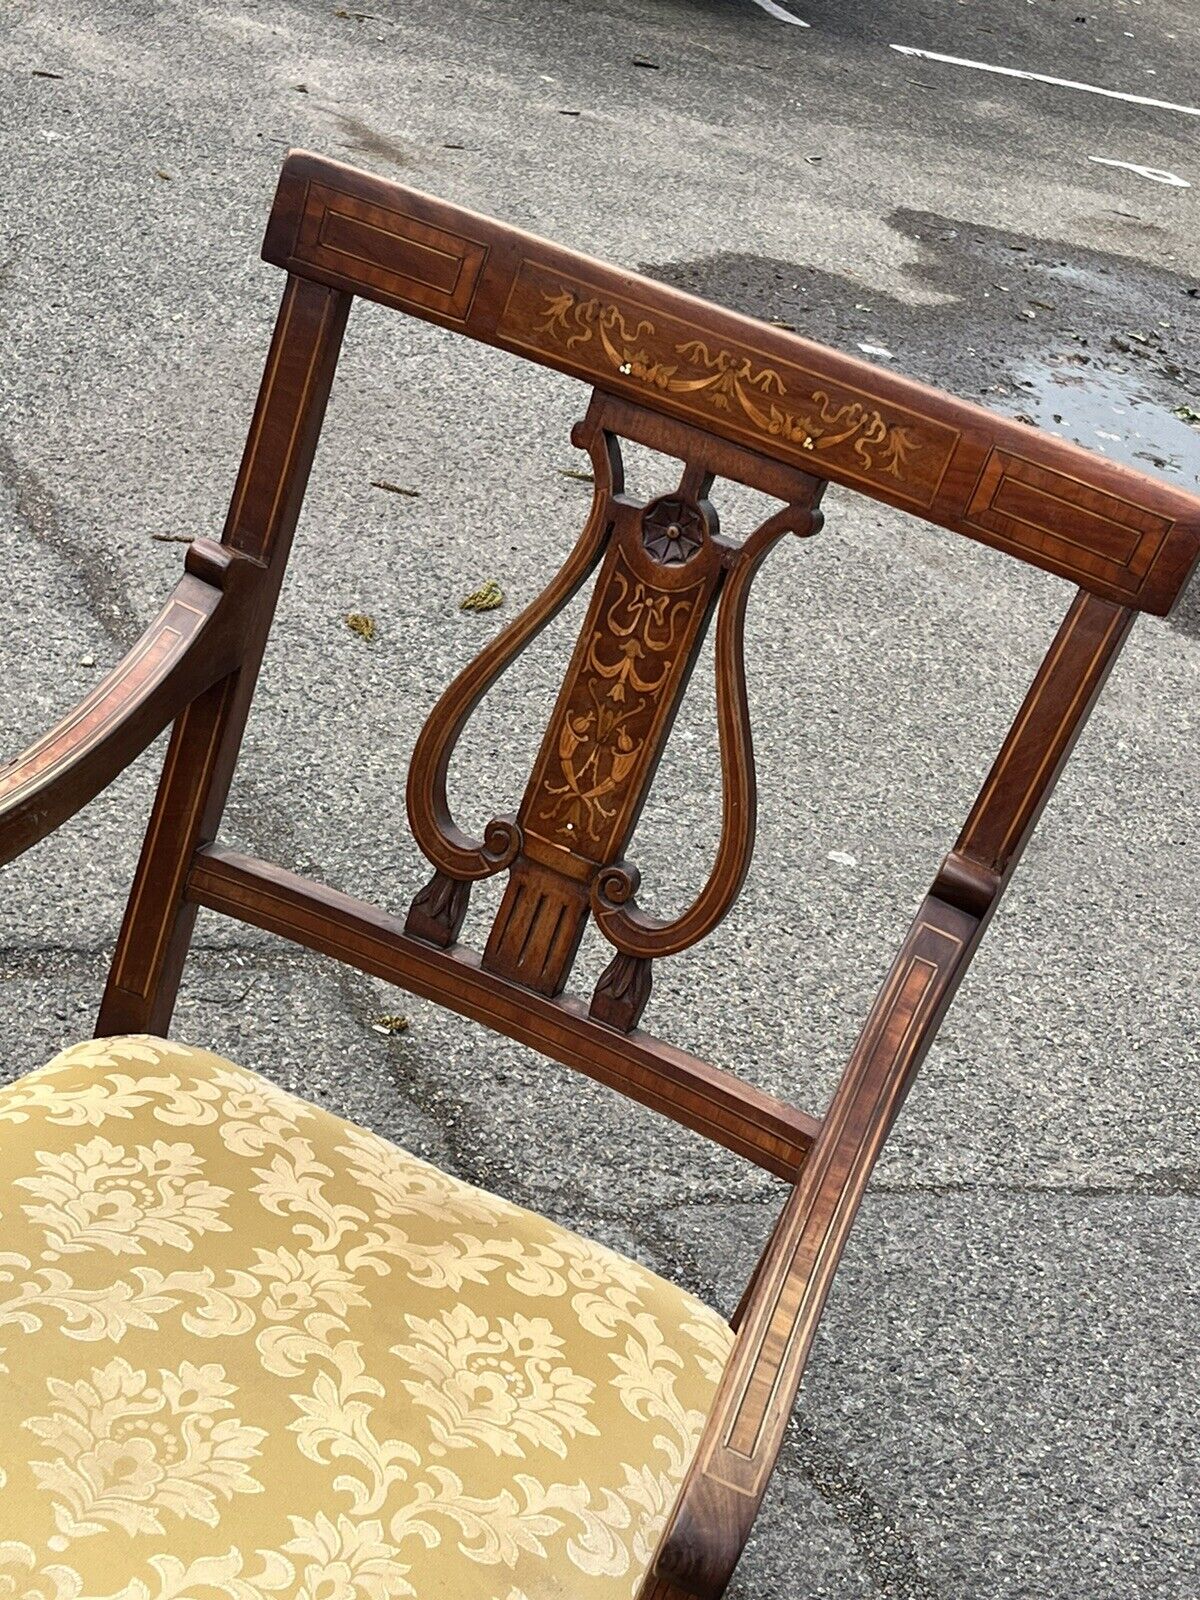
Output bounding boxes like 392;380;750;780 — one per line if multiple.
2;152;1197;1599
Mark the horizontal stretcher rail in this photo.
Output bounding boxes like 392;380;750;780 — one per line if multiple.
186;844;821;1180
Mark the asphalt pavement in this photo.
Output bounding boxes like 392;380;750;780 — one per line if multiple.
1;2;1197;1596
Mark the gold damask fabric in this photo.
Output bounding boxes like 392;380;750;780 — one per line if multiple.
0;1036;733;1599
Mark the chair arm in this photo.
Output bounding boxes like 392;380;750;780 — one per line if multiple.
0;540;260;868
651;897;981;1597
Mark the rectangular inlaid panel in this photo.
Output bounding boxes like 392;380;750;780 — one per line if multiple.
497;258;961;509
293;179;488;321
967;448;1174;598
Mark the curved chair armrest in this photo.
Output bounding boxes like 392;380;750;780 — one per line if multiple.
0;540;260;868
652;897;981;1598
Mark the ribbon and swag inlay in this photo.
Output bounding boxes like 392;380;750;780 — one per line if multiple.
535;287;924;479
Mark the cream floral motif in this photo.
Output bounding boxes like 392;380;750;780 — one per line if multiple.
0;1542;81;1600
532;283;930;481
253;1246;369;1322
347;1226;566;1299
343;1216;661;1314
282;1335;635;1582
556;1232;656;1335
89;1549;292;1600
0;1262;255;1363
681;1311;736;1386
612;1461;681;1575
16;1136;231;1259
207;1063;319;1130
395;1306;599;1459
0;1037;734;1598
285;1512;411;1600
250;1146;367;1252
24;1356;266;1541
337;1124;514;1228
0;1063;222;1133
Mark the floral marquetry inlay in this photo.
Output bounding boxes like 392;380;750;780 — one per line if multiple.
499;260;961;508
535;291;919;477
530;546;713;859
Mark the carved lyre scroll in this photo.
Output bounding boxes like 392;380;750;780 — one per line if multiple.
405;390;824;1027
404;414;622;945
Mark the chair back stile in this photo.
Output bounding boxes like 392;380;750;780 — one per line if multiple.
97;275;351;1036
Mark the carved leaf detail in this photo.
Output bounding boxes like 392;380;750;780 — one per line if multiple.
535;551;704;852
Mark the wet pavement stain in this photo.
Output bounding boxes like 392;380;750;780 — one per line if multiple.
1010;357;1199;488
315;107;416;168
641;211;1200;633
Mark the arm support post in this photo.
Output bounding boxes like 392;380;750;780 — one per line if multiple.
651;589;1136;1597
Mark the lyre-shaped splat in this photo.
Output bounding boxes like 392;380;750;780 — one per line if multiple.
480;456;725;995
405;390;824;1021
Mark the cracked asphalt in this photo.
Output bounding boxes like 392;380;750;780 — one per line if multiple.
1;2;1197;1596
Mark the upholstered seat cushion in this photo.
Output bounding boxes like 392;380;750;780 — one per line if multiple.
0;1036;732;1600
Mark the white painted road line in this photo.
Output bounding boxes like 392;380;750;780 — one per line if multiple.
745;0;811;27
1088;157;1191;188
890;45;1200;118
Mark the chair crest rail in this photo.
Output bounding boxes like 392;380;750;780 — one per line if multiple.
264;150;1199;615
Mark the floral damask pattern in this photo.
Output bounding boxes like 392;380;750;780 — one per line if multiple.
16;1136;232;1259
0;1037;733;1598
25;1357;265;1542
395;1306;599;1459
